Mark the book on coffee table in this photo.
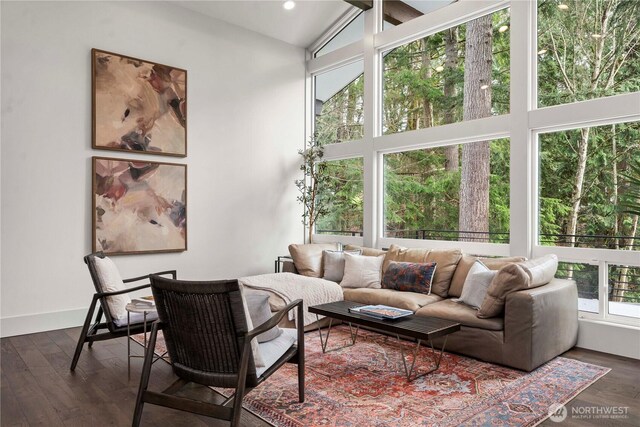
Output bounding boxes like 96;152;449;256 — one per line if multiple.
348;304;412;320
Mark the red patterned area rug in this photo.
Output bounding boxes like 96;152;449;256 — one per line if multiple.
217;326;608;427
135;327;609;427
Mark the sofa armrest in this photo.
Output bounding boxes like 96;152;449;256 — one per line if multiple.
504;278;578;371
281;259;299;274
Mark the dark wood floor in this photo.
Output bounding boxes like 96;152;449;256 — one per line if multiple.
1;327;638;426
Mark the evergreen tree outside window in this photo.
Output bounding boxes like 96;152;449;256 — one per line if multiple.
315;158;364;235
384;139;510;243
382;8;510;135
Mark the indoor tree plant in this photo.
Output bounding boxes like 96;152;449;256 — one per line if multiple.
295;136;328;243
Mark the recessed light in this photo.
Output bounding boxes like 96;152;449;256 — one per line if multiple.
480;84;489;90
435;65;444;72
591;33;602;38
538;49;547;55
283;0;295;10
499;25;509;33
558;4;569;10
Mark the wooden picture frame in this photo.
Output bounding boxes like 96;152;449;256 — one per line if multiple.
92;156;187;255
92;48;187;157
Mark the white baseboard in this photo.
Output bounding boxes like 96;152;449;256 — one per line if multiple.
576;318;640;360
1;308;87;338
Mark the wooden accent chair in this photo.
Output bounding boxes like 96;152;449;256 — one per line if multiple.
70;252;176;371
132;276;305;427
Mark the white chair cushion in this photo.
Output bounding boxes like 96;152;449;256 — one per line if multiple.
239;285;265;367
256;328;297;377
93;256;130;320
113;311;158;328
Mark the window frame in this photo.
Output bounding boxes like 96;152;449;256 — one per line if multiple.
305;0;640;327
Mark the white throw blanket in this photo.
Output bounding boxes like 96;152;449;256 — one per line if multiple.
239;273;343;327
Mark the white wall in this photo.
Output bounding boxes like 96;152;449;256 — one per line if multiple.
0;1;305;337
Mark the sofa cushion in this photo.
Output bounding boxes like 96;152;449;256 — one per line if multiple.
288;243;339;278
477;263;531;319
519;254;558;287
323;249;361;282
344;245;387;257
382;261;437;294
425;249;462;298
457;264;497;309
449;255;527;298
340;253;385;289
343;288;442;312
416;299;504;331
382;244;430;275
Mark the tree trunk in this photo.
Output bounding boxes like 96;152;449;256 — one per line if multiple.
459;15;492;242
612;124;619;250
444;28;459;172
613;215;639;302
420;38;433;129
565;127;590;247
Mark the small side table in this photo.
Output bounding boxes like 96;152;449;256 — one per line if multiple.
126;303;157;379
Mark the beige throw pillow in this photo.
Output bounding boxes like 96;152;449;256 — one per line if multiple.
519;254;558;287
425;249;462;298
93;256;130;320
288;243;339;278
449;255;527;297
477;263;531;318
340;253;385;289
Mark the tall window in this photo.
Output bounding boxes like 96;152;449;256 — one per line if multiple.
537;0;640;107
315;12;364;57
314;61;364;145
315;158;364;236
306;0;639;326
384;139;510;242
382;9;510;135
538;121;639;250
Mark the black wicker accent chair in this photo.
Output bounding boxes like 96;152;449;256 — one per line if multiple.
132;276;305;427
70;252;176;371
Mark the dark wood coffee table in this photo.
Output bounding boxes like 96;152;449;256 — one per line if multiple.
308;300;460;381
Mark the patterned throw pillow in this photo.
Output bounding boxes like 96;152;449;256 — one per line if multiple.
381;261;438;294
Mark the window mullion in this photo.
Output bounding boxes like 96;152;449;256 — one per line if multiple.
361;1;381;248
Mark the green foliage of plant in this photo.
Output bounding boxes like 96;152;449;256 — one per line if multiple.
295;136;328;243
620;159;640;217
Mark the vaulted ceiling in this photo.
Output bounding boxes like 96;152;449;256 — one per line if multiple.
174;0;352;48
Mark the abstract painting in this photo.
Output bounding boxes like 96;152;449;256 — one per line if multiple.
92;49;187;157
93;157;187;255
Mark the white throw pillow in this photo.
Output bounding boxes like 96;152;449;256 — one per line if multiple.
519;254;558;287
322;249;361;282
340;253;385;289
93;256;130;320
458;268;497;309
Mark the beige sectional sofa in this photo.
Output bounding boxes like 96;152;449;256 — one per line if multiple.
284;243;578;372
